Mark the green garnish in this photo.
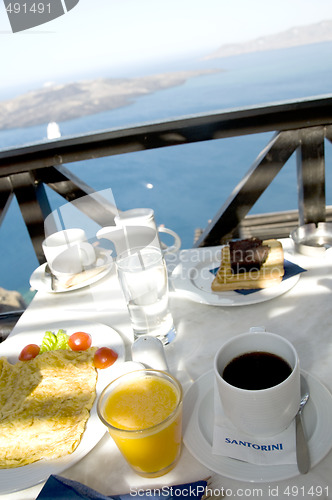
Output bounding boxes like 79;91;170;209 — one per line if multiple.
39;329;69;353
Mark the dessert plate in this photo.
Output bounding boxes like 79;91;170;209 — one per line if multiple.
183;370;332;482
171;246;301;306
0;320;125;494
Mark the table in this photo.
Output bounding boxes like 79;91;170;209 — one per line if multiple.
2;239;332;500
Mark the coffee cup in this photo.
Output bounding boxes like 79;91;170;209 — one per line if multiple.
42;228;96;274
51;243;96;283
214;327;300;437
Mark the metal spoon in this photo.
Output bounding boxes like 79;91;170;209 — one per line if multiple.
296;375;310;474
45;264;58;291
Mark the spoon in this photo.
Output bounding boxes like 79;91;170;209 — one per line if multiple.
296;374;310;474
45;264;59;291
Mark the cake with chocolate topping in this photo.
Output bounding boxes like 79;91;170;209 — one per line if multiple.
211;238;284;291
229;237;270;273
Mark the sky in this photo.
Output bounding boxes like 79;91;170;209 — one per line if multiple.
0;0;332;96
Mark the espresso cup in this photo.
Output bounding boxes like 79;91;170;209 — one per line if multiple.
42;228;96;273
214;327;300;436
51;243;96;283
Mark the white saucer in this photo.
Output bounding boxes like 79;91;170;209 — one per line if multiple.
183;370;332;482
30;249;113;293
171;246;300;306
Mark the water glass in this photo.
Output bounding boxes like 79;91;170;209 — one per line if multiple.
116;246;176;344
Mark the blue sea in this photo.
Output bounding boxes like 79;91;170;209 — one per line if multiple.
1;42;332;302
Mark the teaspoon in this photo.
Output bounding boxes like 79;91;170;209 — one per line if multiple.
296;374;310;474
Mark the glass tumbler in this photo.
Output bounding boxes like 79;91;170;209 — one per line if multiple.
116;246;176;344
97;369;183;477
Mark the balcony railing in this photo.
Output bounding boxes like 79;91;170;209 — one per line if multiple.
1;94;332;266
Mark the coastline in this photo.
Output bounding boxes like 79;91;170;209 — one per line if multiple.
0;69;221;131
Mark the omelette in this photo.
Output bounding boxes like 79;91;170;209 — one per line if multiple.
0;348;97;468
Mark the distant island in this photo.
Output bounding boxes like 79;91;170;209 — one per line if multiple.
0;19;331;132
0;69;220;131
205;19;332;59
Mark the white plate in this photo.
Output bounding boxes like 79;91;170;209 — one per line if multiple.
30;250;113;293
0;320;125;494
183;370;332;482
171;246;300;306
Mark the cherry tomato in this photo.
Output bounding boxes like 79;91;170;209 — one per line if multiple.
19;344;40;361
68;331;92;351
93;347;118;369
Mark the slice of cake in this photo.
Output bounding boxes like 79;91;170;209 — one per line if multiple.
229;238;270;273
211;238;284;291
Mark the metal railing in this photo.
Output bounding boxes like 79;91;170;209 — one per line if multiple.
1;94;332;263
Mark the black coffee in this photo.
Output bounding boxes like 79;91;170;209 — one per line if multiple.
222;351;292;390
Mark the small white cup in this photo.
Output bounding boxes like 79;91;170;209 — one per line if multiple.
42;228;96;274
214;327;300;437
51;243;96;282
114;209;181;254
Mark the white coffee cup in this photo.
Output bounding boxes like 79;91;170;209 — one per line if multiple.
42;228;96;274
114;209;181;254
51;243;96;282
214;327;301;437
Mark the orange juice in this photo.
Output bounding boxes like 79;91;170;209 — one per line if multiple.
97;370;182;477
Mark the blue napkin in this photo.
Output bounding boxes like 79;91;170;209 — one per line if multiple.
210;259;306;295
36;475;208;500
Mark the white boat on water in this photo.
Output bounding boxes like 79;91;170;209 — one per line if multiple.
47;122;61;139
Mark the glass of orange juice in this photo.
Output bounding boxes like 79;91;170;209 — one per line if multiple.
97;369;183;477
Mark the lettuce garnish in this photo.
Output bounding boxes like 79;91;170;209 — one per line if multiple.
39;329;69;353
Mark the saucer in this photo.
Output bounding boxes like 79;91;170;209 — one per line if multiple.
30;249;113;293
183;370;332;482
171;247;301;306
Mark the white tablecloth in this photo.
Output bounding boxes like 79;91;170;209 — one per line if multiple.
2;239;332;499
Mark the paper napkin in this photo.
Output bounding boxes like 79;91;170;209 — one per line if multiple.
210;259;306;295
36;475;208;500
212;382;297;465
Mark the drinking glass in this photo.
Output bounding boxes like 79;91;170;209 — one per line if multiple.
97;369;183;477
116;246;176;344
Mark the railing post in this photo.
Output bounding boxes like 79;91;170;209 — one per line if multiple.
0;177;13;226
296;126;326;226
10;172;52;264
195;130;300;247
